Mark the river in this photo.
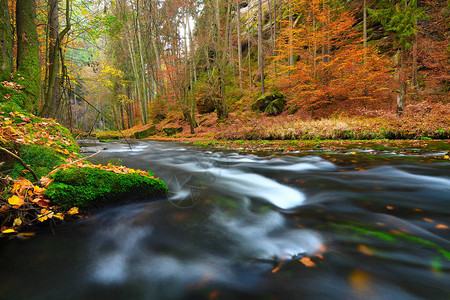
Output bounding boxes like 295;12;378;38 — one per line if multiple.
0;140;449;300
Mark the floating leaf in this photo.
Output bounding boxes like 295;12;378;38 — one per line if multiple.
17;232;35;237
436;224;449;229
2;228;17;234
299;257;316;267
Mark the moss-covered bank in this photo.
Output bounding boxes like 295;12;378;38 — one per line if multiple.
1;95;168;234
46;167;167;209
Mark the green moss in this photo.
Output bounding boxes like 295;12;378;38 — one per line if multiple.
45;167;168;209
8;144;66;181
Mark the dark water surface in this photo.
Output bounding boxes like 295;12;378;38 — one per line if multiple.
1;140;449;300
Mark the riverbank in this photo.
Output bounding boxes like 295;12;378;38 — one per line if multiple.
0;101;167;236
90;100;449;142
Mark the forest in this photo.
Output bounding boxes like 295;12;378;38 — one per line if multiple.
0;1;450;299
0;0;449;140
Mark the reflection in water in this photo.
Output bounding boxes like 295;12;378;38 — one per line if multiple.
0;140;448;300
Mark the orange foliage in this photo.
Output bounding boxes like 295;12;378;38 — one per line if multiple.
274;0;392;110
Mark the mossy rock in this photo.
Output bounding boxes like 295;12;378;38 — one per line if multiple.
134;125;156;139
97;133;120;141
251;94;274;112
45;167;168;209
251;93;285;113
152;114;166;124
163;127;183;136
265;98;287;116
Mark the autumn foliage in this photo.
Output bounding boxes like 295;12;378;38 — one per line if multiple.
274;0;391;110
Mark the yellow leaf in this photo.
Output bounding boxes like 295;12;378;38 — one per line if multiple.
67;207;79;215
37;214;48;222
1;228;17;234
33;186;46;194
8;195;24;207
54;213;64;220
63;149;70;155
444;155;449;160
13;218;22;227
41;208;54;218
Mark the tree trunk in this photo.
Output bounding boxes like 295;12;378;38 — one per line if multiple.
186;10;197;132
41;0;70;118
16;0;41;112
258;0;265;94
236;0;243;89
397;49;406;117
289;0;294;68
412;14;418;99
0;0;13;81
363;0;367;64
247;4;252;88
273;0;277;75
214;0;228;119
136;16;149;124
46;0;60;118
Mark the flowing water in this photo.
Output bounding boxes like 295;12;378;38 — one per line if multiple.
0;140;449;300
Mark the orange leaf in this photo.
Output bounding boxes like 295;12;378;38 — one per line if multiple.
436;224;449;229
299;257;316;267
271;264;282;273
358;245;374;256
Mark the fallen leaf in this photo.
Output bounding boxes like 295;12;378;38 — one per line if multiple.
271;264;282;273
436;224;449;229
8;195;24;207
17;232;35;237
0;205;10;213
13;218;22;227
1;228;17;234
358;245;374;256
37;214;48;222
53;213;64;220
33;185;46;195
67;207;79;215
299;257;316;267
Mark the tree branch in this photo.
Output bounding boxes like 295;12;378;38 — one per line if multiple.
0;147;39;181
